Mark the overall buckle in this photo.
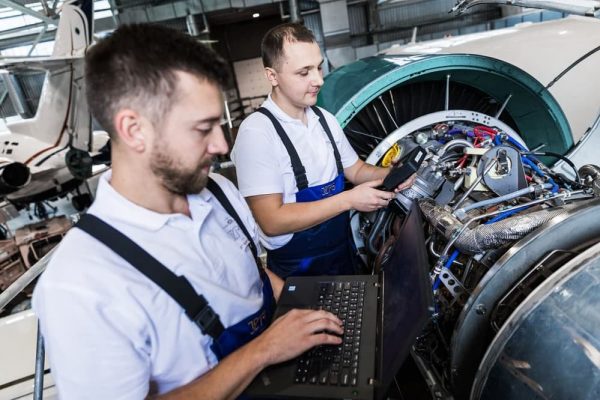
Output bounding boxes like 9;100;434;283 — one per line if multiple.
193;305;224;339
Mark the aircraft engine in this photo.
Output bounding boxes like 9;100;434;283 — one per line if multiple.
0;162;31;194
317;21;600;399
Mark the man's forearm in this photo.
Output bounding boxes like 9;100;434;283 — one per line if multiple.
153;341;268;400
345;159;389;185
249;192;351;237
152;307;346;400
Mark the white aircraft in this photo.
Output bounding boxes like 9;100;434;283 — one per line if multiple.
451;0;600;16
0;0;109;209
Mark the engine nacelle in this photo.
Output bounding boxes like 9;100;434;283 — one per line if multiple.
0;162;31;194
318;15;600;400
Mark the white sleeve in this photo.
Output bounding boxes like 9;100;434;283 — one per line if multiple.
321;108;359;168
231;115;286;198
34;278;151;400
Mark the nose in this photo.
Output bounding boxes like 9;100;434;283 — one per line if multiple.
208;125;229;156
311;69;324;87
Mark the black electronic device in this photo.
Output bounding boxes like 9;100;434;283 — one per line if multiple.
380;146;426;191
245;203;432;399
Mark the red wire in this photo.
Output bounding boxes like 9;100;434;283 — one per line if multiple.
474;125;497;140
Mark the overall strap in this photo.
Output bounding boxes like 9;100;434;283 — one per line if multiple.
206;177;263;272
310;106;344;175
256;107;309;191
76;214;225;340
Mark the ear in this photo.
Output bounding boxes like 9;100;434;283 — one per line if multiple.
112;108;149;153
264;67;278;88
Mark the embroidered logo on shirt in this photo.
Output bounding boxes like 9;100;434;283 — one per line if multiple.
248;309;268;334
321;182;337;197
224;217;250;251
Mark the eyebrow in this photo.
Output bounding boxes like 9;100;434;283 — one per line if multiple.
295;59;324;72
192;117;222;125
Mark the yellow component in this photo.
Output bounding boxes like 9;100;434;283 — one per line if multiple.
381;143;401;167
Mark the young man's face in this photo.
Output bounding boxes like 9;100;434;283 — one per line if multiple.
268;40;324;112
149;71;228;195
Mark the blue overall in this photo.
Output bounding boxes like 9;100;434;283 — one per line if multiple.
76;177;275;366
257;107;358;278
210;272;274;359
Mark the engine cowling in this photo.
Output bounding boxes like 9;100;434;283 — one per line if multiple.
0;162;31;194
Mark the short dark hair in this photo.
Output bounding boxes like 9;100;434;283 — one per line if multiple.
85;24;230;138
261;23;316;70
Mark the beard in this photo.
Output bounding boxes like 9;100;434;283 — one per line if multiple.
150;143;212;195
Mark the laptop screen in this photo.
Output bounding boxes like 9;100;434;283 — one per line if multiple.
378;202;433;398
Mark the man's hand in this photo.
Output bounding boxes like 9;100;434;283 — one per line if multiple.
342;179;396;212
392;172;417;192
253;309;344;367
154;309;343;400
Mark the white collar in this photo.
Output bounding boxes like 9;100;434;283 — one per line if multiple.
91;171;213;231
262;94;319;125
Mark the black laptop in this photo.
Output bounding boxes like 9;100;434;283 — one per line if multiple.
246;203;433;399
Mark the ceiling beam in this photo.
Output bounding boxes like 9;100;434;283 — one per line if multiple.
0;0;57;26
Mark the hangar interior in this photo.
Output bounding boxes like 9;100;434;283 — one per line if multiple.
0;1;599;399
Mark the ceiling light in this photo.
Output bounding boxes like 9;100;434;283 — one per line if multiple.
252;13;260;18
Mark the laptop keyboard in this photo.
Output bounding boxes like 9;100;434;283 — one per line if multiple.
294;281;366;386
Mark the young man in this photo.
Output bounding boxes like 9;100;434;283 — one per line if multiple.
231;23;413;279
32;24;344;399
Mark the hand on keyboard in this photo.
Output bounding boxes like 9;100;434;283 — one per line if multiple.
251;309;344;367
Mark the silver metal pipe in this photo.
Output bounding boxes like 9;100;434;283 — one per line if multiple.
437;139;473;158
371;103;387;133
33;321;45;400
0;0;57;25
424;190;588;275
0;247;55;312
453;175;465;192
452;158;498;211
0;22;47;36
379;96;399;129
429;240;463;266
454;207;567;254
455;183;553;217
28;23;49;56
289;0;301;22
0;89;8;107
494;93;512;119
107;0;120;26
39;0;50;16
347;128;385;142
445;74;450;111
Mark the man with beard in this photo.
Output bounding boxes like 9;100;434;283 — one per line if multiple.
231;23;414;279
32;24;344;399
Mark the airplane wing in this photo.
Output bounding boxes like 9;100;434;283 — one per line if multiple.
0;56;83;73
452;0;600;16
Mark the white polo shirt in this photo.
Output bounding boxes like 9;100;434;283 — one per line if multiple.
231;95;359;249
32;172;264;399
